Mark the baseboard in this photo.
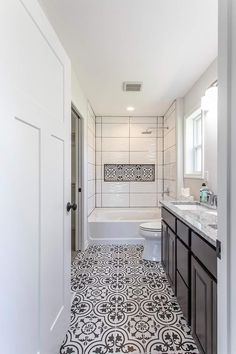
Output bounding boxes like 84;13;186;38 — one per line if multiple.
88;236;145;246
83;239;89;251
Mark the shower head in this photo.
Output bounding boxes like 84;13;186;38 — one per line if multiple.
142;130;152;135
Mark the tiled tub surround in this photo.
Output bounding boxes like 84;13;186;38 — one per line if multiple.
60;244;199;354
160;200;217;246
96;116;164;208
88;207;161;244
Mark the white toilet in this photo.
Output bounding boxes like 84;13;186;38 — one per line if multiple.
139;222;162;262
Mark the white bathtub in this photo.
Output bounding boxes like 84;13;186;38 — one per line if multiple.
88;208;161;244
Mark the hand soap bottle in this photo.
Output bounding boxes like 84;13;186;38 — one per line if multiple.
200;183;209;203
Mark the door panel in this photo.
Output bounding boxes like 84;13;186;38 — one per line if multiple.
161;221;168;270
191;257;216;354
168;229;176;292
1;0;64;124
0;116;41;354
0;1;71;353
42;136;65;329
176;270;190;324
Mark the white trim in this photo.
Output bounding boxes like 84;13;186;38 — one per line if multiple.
183;174;204;180
218;0;232;353
176;98;184;199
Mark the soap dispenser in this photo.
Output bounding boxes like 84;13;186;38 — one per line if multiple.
200;183;209;203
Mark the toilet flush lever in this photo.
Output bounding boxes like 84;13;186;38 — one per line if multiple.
67;202;77;212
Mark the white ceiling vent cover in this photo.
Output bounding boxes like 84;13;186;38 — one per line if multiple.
123;82;143;92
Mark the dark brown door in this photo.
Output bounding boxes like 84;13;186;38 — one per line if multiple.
191;257;217;354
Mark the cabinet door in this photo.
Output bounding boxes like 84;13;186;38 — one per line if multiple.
177;238;190;286
161;221;168;271
176;271;190;324
168;229;176;292
191;257;217;354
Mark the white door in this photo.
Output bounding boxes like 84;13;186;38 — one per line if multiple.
0;1;71;354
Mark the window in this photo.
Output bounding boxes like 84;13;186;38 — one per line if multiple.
193;114;202;172
184;109;203;177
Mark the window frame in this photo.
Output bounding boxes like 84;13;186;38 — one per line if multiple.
184;108;204;179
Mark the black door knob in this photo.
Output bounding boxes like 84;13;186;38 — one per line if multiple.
67;202;77;212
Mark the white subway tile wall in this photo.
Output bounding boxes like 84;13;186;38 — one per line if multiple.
95;116;164;207
87;105;96;215
102;138;129;151
102;151;129;164
102;193;129;207
163;102;177;200
130;193;157;207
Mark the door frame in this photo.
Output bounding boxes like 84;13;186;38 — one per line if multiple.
218;0;236;352
71;102;85;251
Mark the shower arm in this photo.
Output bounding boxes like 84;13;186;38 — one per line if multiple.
148;126;169;130
142;126;169;134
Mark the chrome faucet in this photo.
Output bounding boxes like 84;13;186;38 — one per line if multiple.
206;190;217;208
213;195;218;208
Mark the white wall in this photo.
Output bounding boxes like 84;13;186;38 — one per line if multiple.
95;116;164;207
183;58;218;199
164;102;177;199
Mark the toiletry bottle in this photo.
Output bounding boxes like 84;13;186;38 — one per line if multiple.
200;183;209;203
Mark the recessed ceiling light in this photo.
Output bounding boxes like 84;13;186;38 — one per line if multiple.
126;106;135;112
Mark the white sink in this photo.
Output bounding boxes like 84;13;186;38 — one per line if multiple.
171;202;217;214
174;204;207;211
206;210;217;216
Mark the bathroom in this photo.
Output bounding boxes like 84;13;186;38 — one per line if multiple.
2;1;235;354
71;8;218;350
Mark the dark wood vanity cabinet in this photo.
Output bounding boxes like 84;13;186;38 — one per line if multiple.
161;207;217;354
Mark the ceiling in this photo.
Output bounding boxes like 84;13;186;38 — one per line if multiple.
38;0;218;116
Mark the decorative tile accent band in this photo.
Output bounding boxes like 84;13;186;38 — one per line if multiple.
104;164;155;182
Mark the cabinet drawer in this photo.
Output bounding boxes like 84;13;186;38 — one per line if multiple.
176;271;190;324
162;208;176;232
177;220;190;246
177;238;190;286
191;232;217;279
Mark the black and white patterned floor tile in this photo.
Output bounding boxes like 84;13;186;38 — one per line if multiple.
60;244;199;354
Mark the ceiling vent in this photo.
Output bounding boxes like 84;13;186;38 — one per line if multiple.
123;82;142;92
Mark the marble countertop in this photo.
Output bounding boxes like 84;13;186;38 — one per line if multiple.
160;200;217;247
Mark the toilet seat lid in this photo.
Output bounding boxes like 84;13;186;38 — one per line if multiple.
140;222;161;231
